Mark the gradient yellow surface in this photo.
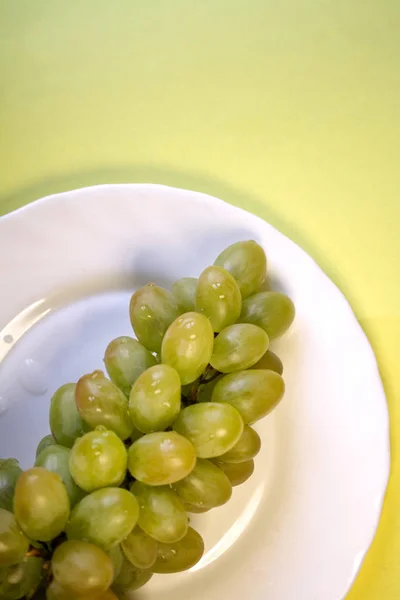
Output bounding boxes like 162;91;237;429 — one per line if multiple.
0;1;399;597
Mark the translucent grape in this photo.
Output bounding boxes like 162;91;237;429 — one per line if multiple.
161;312;214;384
47;582;118;600
14;467;70;541
35;435;57;458
129;364;181;433
0;509;29;567
240;291;295;339
171;277;197;312
129;284;181;352
0;459;22;512
152;527;204;574
214;240;267;298
0;557;43;599
66;487;139;549
35;445;84;507
130;481;188;543
112;554;153;595
173;402;243;458
52;540;113;594
217;425;261;463
104;336;157;397
183;503;210;514
108;544;123;581
211;369;285;424
121;526;158;569
69;428;127;492
250;349;283;374
75;371;133;440
196;266;242;332
172;458;232;508
127;431;196;486
215;459;255;486
210;323;269;373
49;383;88;448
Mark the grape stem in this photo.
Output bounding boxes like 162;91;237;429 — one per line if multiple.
25;547;47;558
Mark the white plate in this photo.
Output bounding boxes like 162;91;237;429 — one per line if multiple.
0;184;389;600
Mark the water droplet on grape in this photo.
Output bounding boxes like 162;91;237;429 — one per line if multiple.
3;334;13;344
19;358;48;396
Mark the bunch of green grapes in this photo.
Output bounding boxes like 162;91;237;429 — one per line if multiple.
0;240;294;599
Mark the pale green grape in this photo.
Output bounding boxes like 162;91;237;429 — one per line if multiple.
240;291;295;339
66;487;139;549
75;371;133;440
0;557;43;600
35;435;57;458
129;284;181;352
196;266;242;332
211;369;285;424
216;459;255;486
129;364;181;433
217;425;261;463
108;545;123;581
161;312;214;384
46;582;118;600
128;431;196;486
121;526;158;569
183;503;210;514
0;509;29;567
112;554;153;596
171;277;197;312
210;324;269;373
35;445;84;507
14;467;70;542
214;240;267;298
130;481;188;543
69;428;127;492
49;384;88;448
152;527;204;574
0;459;22;512
173;402;243;458
172;458;232;509
52;540;113;595
104;336;157;397
250;349;283;374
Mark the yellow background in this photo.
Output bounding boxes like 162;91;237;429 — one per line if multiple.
0;1;399;597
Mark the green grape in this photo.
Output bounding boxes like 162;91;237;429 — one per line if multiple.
183;503;210;514
69;428;127;492
214;240;267;298
52;540;114;595
112;554;153;596
35;435;57;458
35;445;84;507
210;323;269;373
195;266;242;332
129;284;181;352
129;364;181;433
161;312;214;385
152;527;204;574
240;291;295;339
214;459;255;486
211;369;285;424
46;581;118;600
172;458;232;509
217;425;261;463
0;459;22;512
49;384;88;448
196;375;224;403
66;487;139;550
121;526;158;570
104;336;157;397
130;481;188;543
173;402;243;458
250;349;283;374
0;557;43;600
0;509;29;567
75;371;133;440
14;468;70;541
171;277;197;312
127;431;196;486
108;545;123;581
